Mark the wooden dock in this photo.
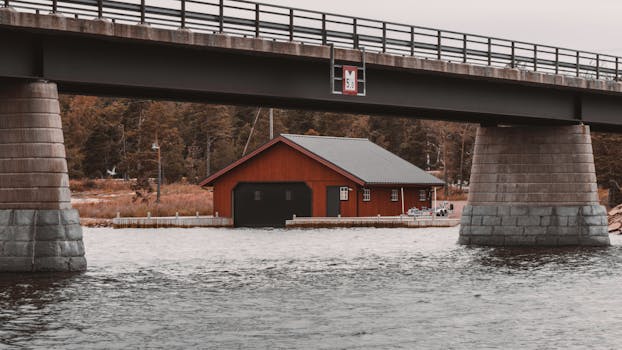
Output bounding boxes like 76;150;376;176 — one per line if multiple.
112;215;233;229
111;215;458;229
286;216;460;228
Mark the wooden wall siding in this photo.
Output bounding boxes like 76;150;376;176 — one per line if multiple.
213;142;358;218
357;187;432;217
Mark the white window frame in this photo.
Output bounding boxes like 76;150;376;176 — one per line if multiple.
363;188;371;202
419;190;427;201
391;189;399;202
339;187;349;201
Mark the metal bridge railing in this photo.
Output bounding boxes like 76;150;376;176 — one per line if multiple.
3;0;620;81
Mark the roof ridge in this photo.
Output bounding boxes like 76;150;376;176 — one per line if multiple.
281;134;369;141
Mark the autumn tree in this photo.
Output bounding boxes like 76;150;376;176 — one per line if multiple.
59;95;102;178
60;94;482;190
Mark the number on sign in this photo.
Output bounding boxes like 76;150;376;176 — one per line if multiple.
342;66;358;95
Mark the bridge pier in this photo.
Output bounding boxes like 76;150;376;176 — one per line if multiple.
0;81;86;271
459;125;610;247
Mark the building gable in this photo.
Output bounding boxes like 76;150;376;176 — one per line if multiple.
200;137;364;187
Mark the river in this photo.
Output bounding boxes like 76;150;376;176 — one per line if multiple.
1;227;621;349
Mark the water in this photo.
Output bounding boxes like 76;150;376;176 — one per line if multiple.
1;228;622;349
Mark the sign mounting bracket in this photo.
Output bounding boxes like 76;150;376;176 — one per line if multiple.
330;44;366;97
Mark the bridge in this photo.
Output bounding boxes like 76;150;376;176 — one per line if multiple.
3;0;622;125
0;0;615;272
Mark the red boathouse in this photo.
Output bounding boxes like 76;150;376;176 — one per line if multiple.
200;134;444;227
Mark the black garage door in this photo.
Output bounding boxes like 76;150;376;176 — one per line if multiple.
233;182;312;227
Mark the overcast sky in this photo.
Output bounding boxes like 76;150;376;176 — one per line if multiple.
257;0;622;55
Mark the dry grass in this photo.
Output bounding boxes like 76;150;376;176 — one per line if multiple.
72;179;213;219
436;186;468;201
70;178;132;193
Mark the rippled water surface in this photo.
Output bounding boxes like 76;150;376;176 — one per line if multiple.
1;228;622;349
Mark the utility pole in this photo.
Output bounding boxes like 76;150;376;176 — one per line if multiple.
152;133;161;204
242;107;262;156
157;143;161;203
269;108;274;139
120;124;128;180
206;135;212;178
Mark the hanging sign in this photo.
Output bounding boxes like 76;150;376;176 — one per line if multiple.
342;66;358;95
330;45;367;97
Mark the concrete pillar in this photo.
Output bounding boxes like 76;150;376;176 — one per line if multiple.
459;125;610;246
0;81;86;271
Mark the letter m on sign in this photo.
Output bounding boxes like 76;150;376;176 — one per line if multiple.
342;66;358;95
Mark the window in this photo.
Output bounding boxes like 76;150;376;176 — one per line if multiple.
363;188;371;202
340;187;349;201
419;190;427;201
391;189;399;202
254;190;262;201
285;190;292;201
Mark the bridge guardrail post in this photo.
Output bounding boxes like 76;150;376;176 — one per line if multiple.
487;37;491;65
462;34;467;63
533;44;537;71
616;57;619;81
555;47;559;74
353;18;357;49
254;3;259;37
140;0;145;24
97;0;103;18
510;41;515;68
181;0;186;28
321;13;327;45
576;51;580;77
410;26;415;56
596;54;600;80
382;22;387;53
289;9;293;41
52;0;57;13
3;0;7;8
219;0;224;33
437;30;441;60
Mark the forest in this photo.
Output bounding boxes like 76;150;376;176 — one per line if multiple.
59;95;622;193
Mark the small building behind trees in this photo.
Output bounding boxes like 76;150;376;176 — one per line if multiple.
200;134;444;227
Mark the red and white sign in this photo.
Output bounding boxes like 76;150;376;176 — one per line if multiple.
342;66;358;95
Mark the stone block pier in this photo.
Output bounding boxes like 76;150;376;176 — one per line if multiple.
0;81;86;271
459;125;610;246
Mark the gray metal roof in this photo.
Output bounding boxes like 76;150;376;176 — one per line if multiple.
281;134;444;186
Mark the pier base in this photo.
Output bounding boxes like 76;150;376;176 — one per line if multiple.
459;125;610;247
0;81;86;271
0;209;86;271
